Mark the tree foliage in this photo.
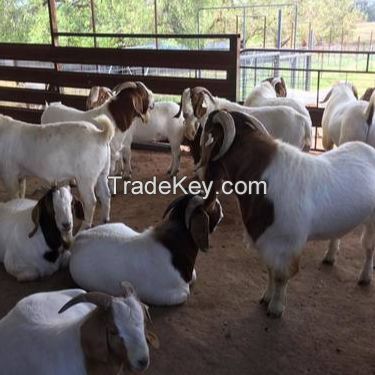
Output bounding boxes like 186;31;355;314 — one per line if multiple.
0;0;366;48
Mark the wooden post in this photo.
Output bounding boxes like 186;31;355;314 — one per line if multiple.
89;0;97;48
47;0;60;93
154;0;159;49
47;0;59;47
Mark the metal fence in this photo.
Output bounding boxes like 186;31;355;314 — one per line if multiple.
240;48;375;150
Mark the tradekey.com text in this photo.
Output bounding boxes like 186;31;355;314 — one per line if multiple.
108;176;267;199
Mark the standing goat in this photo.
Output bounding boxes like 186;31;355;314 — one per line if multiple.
197;110;375;318
0;285;159;374
42;81;154;173
244;81;312;145
175;86;312;152
0;186;83;281
0;114;113;228
86;87;187;178
321;82;375;150
69;194;223;306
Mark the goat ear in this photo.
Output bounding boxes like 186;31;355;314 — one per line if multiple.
195;94;207;118
190;209;210;252
352;84;358;99
132;94;146;122
81;310;109;363
28;203;40;238
73;196;85;221
146;331;160;349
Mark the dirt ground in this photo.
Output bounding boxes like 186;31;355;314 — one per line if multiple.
0;149;374;375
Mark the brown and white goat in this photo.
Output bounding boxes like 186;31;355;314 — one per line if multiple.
197;110;375;318
0;284;159;374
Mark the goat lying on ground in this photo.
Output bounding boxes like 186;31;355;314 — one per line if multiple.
86;87;187;178
42;81;154;173
244;81;312;140
69;194;223;306
0;114;113;228
322;82;375;149
175;86;312;152
0;185;83;281
0;284;159;374
197;110;375;318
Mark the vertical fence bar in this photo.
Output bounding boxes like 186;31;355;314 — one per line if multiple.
315;70;321;150
228;35;241;101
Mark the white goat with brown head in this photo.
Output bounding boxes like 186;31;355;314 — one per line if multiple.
175;86;312;154
0;284;159;374
0;185;83;281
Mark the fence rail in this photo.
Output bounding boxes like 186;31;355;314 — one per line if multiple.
0;34;240;123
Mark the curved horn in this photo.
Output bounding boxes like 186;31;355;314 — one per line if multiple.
243;114;270;136
184;195;204;229
162;194;189;219
199;88;216;104
87;86;100;106
211;111;236;161
321;88;333;103
58;292;112;314
112;81;137;94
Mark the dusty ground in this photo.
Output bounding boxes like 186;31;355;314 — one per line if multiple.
0;149;374;375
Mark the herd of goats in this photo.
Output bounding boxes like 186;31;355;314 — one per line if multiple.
0;76;374;374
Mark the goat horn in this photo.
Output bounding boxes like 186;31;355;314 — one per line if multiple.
113;81;137;94
212;111;236;161
321;88;333;103
243;114;270;136
162;194;189;219
88;86;100;103
199;88;216;104
58;292;112;314
184;195;204;229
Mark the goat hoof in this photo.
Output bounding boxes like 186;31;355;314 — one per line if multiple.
322;258;335;266
266;303;284;318
123;174;132;181
259;297;270;306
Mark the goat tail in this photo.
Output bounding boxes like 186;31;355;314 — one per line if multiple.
365;90;375;126
94;115;115;143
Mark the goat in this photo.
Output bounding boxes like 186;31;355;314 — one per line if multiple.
87;88;187;178
42;81;154;173
0;284;159;374
321;82;374;150
197;110;375;318
0;186;83;281
69;194;223;306
0;114;113;229
262;76;288;97
175;87;312;153
244;81;312;140
86;86;113;109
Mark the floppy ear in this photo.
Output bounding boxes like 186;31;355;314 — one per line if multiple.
146;331;160;349
132;94;146;122
73;196;85;221
189;209;210;252
28;202;41;238
195;93;208;118
81;310;109;363
321;88;333;103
